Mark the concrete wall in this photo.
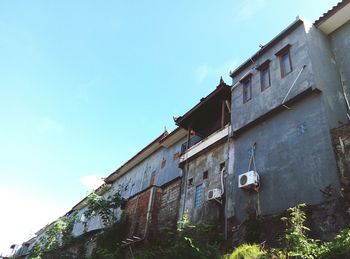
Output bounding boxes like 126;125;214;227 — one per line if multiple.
228;18;348;224
228;94;340;222
156;141;184;187
231;22;315;132
108;137;184;200
179;143;229;223
72;207;111;237
330;20;350;110
304;20;348;128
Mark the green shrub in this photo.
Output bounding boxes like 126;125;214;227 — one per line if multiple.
89;248;120;259
136;212;222;259
223;244;265;259
319;228;350;258
280;204;321;258
88;214;127;259
84;191;125;227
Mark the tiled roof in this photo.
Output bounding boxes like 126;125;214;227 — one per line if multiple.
314;0;350;26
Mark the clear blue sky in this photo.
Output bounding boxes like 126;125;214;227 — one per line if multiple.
0;0;339;254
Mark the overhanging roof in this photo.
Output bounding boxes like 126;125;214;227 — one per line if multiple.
175;82;231;130
314;0;350;34
159;127;187;147
104;132;168;183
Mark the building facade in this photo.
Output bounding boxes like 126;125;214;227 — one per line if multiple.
10;1;350;257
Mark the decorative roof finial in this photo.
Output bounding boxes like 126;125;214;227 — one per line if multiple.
220;76;225;85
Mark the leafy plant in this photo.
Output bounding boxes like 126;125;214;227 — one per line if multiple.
137;211;222;259
280;204;320;258
27;242;42;259
87;213;128;259
84;191;125;227
27;213;77;259
319;228;350;258
223;244;265;259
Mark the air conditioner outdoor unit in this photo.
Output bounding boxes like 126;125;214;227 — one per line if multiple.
207;188;222;200
238;171;259;189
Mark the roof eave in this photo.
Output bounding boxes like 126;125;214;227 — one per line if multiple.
315;0;350;34
230;18;303;79
104;132;167;184
175;84;231;128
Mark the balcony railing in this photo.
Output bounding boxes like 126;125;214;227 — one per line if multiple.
180;124;231;163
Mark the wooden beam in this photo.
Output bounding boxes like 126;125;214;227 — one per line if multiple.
221;100;225;129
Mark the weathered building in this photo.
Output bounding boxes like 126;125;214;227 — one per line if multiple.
103;128;186;240
227;0;350;241
10;1;350;256
13;128;186;258
176;80;232;224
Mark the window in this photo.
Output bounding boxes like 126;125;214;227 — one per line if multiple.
257;60;271;91
241;74;252;103
276;44;292;78
203;171;208;179
195;185;203;208
188;178;193;186
161;159;167;169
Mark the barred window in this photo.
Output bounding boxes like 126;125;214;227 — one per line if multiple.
195;185;203;208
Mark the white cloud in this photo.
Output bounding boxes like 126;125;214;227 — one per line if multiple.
37;117;64;133
238;0;266;20
0;186;66;256
80;175;104;190
195;59;239;83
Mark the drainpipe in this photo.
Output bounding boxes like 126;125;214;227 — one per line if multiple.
179;126;192;220
144;186;156;237
220;167;225;193
224;106;232;241
224;170;228;241
338;67;350;120
180;160;190;221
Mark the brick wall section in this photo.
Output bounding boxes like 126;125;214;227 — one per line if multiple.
156;179;181;231
124;188;153;238
124;180;181;238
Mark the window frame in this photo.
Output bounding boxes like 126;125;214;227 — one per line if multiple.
194;184;204;208
275;44;292;78
257;60;271;91
241;74;252;103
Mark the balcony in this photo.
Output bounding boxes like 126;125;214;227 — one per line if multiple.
180;124;230;163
